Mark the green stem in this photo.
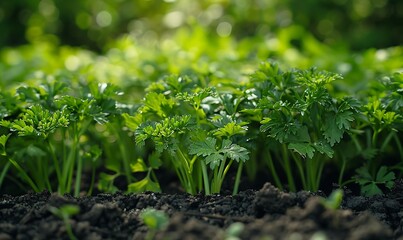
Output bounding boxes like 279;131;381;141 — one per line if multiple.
282;144;296;192
212;157;227;193
87;165;96;196
314;159;325;192
394;134;403;162
350;134;363;152
372;130;379;148
42;157;52;191
338;156;346;187
265;151;283;190
111;124;133;184
0;161;11;190
63;219;78;240
200;161;210;195
8;158;40;192
175;149;195;194
380;131;395;152
74;149;83;197
232;162;243;195
47;140;63;193
65;136;77;194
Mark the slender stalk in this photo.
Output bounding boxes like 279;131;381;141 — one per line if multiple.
314;158;325;192
175;149;196;194
265;151;283;190
380;131;395;152
214;156;228;193
290;151;306;191
282;145;295;192
74;149;83;197
87;165;96;196
42;157;52;191
8;158;40;192
200;161;210;195
394;134;403;162
47;140;63;193
232;162;244;195
0;161;11;190
338;156;347;187
65;135;77;194
111;123;133;184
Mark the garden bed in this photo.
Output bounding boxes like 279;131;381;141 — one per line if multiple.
1;180;402;240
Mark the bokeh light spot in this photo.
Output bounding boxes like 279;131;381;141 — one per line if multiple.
65;56;80;71
216;22;232;37
163;11;185;28
96;11;112;27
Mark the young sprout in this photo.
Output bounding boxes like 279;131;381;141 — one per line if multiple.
140;208;169;240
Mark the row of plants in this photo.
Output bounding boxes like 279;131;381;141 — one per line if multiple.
1;56;402;196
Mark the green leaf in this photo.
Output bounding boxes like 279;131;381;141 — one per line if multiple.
355;166;372;181
322;115;344;146
288;142;315;159
361;148;378;160
375;166;395;183
98;173;119;193
140;208;169;231
128;175;161;193
354;166;395;196
142;92;176;118
213;122;248;138
336;111;354;130
313;141;334;158
189;137;217;157
131;158;148;173
205;153;224;169
0;134;10;156
122;113;142;131
361;183;383;196
148;151;162;169
221;139;249;163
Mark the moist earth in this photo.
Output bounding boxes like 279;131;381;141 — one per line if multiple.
1;181;403;240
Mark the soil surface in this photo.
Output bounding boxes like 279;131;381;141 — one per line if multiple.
1;180;403;240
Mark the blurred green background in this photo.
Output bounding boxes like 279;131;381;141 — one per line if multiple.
0;0;402;98
0;0;402;52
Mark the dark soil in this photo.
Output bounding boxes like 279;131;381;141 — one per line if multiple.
1;180;403;240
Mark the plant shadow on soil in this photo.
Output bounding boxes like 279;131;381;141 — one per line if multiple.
1;179;403;240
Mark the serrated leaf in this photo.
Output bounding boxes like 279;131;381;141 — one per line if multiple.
123;113;142;131
189;137;217;157
313;141;334;158
322;116;344;146
205;153;224;169
375;166;395;183
361;148;378;160
213;122;248;138
361;182;383;196
355;166;372;181
222;142;249;163
0;134;10;156
288;142;315;159
142;92;175;118
336;111;354;130
149;151;162;169
0;134;10;148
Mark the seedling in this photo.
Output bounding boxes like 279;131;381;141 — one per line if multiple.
139;208;169;240
48;204;80;240
354;166;395;196
320;189;343;210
